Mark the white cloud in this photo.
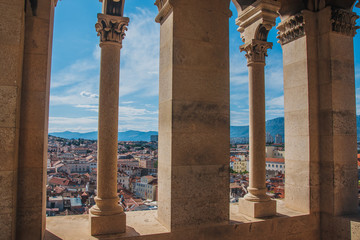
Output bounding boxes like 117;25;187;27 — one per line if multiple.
49;117;98;133
50;94;99;106
118;8;160;97
75;104;99;112
80;91;98;99
267;95;284;109
51;59;99;89
266;109;284;116
74;104;157;116
230;110;249;126
265;67;284;92
119;106;156;116
230;48;248;86
93;45;101;60
72;104;159;130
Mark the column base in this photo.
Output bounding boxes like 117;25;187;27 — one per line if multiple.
89;210;126;236
238;198;276;218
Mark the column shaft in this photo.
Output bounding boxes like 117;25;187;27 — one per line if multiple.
97;44;121;201
247;63;267;196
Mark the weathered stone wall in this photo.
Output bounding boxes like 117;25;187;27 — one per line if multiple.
0;0;25;239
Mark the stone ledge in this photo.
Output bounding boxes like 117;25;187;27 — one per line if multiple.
46;210;169;239
45;200;320;240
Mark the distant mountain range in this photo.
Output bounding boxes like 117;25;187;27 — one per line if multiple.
49;130;158;142
230;117;284;139
49;116;360;141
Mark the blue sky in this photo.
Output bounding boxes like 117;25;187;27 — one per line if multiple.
49;1;360;133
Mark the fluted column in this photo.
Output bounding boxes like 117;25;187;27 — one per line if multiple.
89;4;129;236
232;0;279;218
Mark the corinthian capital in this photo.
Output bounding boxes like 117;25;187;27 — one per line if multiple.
95;14;129;46
240;40;272;64
277;14;305;45
331;8;359;37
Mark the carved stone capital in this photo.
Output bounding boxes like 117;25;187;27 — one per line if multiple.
277;14;305;45
240;40;272;64
155;0;173;23
331;8;359;37
95;14;129;47
234;0;280;43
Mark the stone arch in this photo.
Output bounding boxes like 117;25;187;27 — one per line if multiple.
255;24;271;41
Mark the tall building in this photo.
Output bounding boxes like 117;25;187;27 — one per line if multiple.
150;135;158;142
275;134;283;144
266;132;274;144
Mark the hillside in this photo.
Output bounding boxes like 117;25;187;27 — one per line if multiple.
230;117;284;139
50;116;360;141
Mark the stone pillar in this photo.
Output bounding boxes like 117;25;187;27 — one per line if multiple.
317;7;358;239
238;40;277;217
0;0;25;239
232;0;279;218
89;10;129;236
278;5;358;239
277;11;319;214
155;0;230;230
16;0;56;239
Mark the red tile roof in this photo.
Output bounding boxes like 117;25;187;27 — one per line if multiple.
48;177;70;186
266;158;285;163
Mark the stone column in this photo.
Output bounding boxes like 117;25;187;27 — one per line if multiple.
278;5;358;239
316;7;358;239
244;41;271;201
155;0;230;230
239;40;277;218
232;0;279;218
89;12;129;236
